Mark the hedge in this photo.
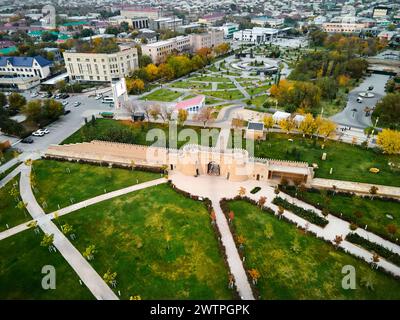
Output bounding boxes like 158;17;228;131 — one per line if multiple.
272;196;329;227
345;233;400;267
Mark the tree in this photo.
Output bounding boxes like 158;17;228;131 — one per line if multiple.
248;269;260;285
8;93;26;112
0;92;6;108
376;129;400;154
317;118;337;140
369;186;378;196
40;233;55;252
263;115;274;133
279;118;296;134
143;105;152;122
177;109;188;126
238;186;246;197
149;104;161;121
144;63;159;81
298;113;316;137
22;100;42;122
387;224;397;237
333;235;343;248
291;236;301;253
373;93;400;129
277;206;284;219
257;196;267;208
161;106;174;123
126;78;145;94
42;99;63;121
103;270;117;288
41;31;58;42
139;54;152;68
214;43;230;56
27;220;40;234
83;244;96;261
195;107;214;127
228;211;234;223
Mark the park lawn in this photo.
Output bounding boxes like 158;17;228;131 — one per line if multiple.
58;184;234;300
217;82;237;90
245;132;400;187
205;97;222;105
189;76;231;82
284;188;400;240
0;161;21;181
0;175;30;232
139;88;183;102
248;85;271;96
228;200;400;299
0;228;94;299
203;90;245;101
250;95;269;108
0;149;19;166
32;159;161;213
169;81;211;90
62;119;220;148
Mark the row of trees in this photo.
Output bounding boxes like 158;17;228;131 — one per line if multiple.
126;43;231;94
23;99;64;126
373;92;400;130
262;113;337;140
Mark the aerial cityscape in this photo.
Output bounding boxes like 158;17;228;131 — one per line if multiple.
0;0;399;309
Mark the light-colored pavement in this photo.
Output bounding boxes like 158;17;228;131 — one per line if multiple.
0;162;23;188
330;73;390;128
312;178;400;199
18;163;119;300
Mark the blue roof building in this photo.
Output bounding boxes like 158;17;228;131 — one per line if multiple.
0;55;52;80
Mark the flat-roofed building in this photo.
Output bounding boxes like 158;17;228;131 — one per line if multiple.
151;17;182;30
190;29;224;51
120;6;162;20
141;36;191;63
63;45;139;82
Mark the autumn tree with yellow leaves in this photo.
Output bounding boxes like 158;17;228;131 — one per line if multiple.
376;129;400;155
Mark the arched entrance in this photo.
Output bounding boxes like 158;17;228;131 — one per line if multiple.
207;162;220;176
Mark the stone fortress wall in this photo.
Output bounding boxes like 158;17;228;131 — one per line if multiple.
45;141;314;184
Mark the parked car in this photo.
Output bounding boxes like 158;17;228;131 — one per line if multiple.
62;101;69;107
21;137;34;144
356;97;363;103
54;93;62;99
73;101;81;107
30;92;39;98
95;94;103;100
41;128;50;134
61;94;70;99
63;109;71;115
32;130;45;137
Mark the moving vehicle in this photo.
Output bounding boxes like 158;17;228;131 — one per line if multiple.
21;137;34;144
102;97;114;104
32;130;45;137
73;102;81;107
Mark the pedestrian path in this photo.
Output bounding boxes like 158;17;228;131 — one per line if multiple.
0;163;23;188
229;76;250;99
0;178;167;241
312;178;400;198
0;156;21;174
18;163;119;300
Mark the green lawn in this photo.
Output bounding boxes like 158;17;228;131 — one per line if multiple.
140;89;183;102
239;132;400;187
0;149;19;167
217;82;237;90
0;228;93;299
169;81;211;90
33;160;160;213
0;175;30;232
62;119;220;148
283;187;400;240
189;76;231;83
248;85;271;96
0;161;21;181
203;90;245;100
58;184;233;300
228;200;400;299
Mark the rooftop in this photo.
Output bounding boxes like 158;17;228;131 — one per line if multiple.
175;95;205;110
247;122;264;131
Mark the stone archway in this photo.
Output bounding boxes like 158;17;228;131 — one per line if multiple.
207;161;220;176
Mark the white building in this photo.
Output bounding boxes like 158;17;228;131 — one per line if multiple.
175;95;205;114
220;23;239;39
63;45;139;82
233;27;280;43
190;29;224;52
150;17;183;30
141;36;191;64
0;55;52;79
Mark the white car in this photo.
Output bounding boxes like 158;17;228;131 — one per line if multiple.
41;128;50;134
95;94;103;100
73;101;81;107
62;101;69;106
32;130;45;137
30;92;39;98
54;93;61;99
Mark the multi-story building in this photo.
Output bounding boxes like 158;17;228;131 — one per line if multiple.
120;6;162;20
233;27;280;43
322;22;367;33
0;55;52;90
190;29;224;52
63;45;139;82
141;36;191;64
220;23;239;39
150;17;183;31
132;17;150;29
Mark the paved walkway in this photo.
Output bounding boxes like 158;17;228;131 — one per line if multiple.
170;172;400;279
229;76;250;99
312;178;400;199
0;178;167;241
18;163;119;300
0;156;21;174
0;163;23;188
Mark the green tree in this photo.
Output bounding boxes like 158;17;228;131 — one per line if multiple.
8;93;26;112
23;99;42;122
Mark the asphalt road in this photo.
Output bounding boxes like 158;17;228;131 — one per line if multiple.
330;73;390;129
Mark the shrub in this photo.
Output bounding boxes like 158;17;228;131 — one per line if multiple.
272;196;329;227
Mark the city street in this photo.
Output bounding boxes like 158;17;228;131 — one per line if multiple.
330;73;390;129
